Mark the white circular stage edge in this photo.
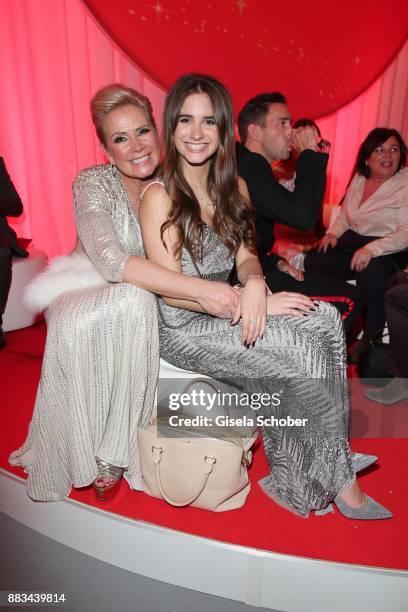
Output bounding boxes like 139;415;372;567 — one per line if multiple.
1;469;407;612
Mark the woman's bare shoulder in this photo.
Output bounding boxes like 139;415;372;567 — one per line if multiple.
139;181;171;219
140;181;168;201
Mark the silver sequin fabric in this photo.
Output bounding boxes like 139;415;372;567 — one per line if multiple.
158;226;354;517
9;165;159;501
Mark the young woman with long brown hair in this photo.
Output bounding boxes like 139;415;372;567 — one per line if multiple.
140;73;391;519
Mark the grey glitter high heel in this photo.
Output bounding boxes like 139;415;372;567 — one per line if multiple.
334;494;393;520
350;452;378;473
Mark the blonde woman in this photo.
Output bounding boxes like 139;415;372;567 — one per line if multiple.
10;84;238;502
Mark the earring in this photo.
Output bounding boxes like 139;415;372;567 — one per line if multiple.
365;160;368;166
110;163;117;178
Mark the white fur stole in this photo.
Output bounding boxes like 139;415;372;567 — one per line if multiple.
24;252;108;312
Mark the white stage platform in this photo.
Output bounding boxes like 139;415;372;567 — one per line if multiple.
1;469;407;611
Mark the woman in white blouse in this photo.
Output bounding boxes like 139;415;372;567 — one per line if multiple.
304;128;408;345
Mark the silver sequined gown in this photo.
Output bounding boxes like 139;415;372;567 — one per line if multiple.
158;226;354;517
10;165;159;501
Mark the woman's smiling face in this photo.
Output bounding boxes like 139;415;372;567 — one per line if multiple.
174;92;219;167
367;136;401;181
102;104;160;180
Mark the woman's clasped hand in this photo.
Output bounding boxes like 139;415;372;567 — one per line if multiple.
198;280;239;319
230;274;267;345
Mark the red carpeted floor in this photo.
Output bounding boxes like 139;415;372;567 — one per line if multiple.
1;322;407;570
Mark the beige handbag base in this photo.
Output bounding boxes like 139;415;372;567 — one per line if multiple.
138;423;256;512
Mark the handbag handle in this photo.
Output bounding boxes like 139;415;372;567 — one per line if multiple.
152;377;231;425
179;377;231;418
152;446;216;507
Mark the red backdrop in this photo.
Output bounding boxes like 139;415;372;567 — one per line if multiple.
0;0;406;257
84;0;407;119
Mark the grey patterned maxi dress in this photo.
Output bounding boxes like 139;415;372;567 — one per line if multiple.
10;165;159;501
158;225;354;517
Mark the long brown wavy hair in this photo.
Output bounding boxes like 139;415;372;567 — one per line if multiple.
161;73;256;262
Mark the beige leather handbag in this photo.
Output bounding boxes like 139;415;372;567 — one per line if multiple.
138;380;257;512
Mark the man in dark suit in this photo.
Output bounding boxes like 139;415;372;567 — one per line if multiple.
235;92;362;330
0;157;28;347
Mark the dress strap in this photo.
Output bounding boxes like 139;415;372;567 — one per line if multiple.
139;179;164;201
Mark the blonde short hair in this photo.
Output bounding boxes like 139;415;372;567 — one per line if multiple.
91;83;156;144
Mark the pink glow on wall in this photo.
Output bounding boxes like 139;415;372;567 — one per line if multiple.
0;0;165;258
317;40;408;204
0;0;406;258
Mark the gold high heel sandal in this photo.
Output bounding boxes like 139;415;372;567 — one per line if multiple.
93;458;124;501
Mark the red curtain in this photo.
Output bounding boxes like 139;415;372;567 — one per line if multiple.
0;0;406;257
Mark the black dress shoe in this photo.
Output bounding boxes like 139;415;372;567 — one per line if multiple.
0;326;5;349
